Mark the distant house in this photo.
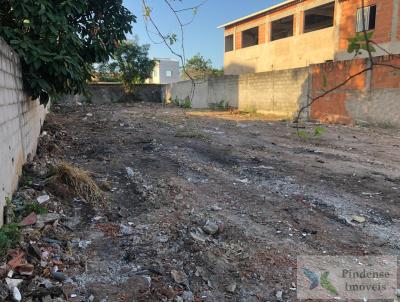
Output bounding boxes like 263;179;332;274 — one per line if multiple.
219;0;400;75
147;58;180;84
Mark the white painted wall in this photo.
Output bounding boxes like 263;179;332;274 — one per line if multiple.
0;38;47;225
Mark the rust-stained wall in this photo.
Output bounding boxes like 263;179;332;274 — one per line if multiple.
310;55;400;127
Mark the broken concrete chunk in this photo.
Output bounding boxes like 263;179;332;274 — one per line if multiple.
36;213;61;225
202;220;219;235
37;194;50;204
352;215;366;223
6;278;23;290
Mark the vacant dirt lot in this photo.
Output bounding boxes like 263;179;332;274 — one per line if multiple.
15;102;400;301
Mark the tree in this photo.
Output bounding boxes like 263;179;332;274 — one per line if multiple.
0;0;135;104
184;54;223;79
104;41;155;92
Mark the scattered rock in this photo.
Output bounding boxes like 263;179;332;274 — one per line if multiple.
126;167;135;178
182;291;194;302
52;271;67;282
36;213;61;225
202;220;219;235
189;229;207;243
37;194;50;204
120;224;134;236
225;282;237;293
171;269;188;285
276;290;283;301
352;215;366;223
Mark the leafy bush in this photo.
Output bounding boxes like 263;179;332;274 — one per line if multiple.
0;0;135;104
0;223;21;256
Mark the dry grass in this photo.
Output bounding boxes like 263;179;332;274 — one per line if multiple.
53;162;103;203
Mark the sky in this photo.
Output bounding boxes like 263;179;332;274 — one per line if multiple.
122;0;282;68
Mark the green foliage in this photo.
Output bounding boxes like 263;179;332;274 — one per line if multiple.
298;126;326;139
0;223;21;256
209;100;229;110
184;54;224;79
314;125;326;137
0;0;135;104
23;202;48;216
347;32;376;55
105;41;155;92
182;97;192;109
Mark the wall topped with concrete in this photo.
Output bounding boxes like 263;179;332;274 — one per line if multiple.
0;38;47;225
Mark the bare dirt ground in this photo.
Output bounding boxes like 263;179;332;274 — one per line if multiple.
11;102;400;301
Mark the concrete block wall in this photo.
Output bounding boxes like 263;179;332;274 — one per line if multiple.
237;67;309;119
164;68;309;119
310;55;400;127
0;38;47;225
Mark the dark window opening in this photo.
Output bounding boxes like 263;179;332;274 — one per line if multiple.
241;27;259;48
225;35;234;52
356;5;376;32
304;2;335;33
271;15;294;41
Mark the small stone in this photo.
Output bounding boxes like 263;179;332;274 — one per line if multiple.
175;296;183;302
210;205;222;211
226;282;237;293
120;224;134;236
352;215;366;223
171;270;188;285
182;291;194;302
52;271;67;282
12;286;22;301
276;290;283;301
190;230;207;243
88;295;95;302
37;195;50;204
202;220;219;235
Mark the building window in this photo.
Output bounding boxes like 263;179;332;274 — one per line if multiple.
304;2;335;33
165;70;172;77
241;27;259;48
225;34;234;52
153;70;158;78
356;5;376;32
271;15;294;41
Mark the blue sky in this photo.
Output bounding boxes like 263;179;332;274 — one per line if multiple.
122;0;281;68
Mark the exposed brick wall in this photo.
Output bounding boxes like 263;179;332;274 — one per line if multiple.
338;0;394;51
310;55;400;126
0;38;47;225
